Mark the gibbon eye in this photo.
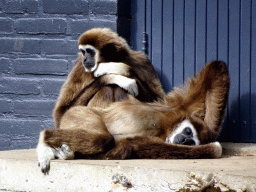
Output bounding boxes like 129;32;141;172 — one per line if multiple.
80;49;85;55
86;48;95;56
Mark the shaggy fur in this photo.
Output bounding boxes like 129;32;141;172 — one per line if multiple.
53;28;165;128
37;60;230;174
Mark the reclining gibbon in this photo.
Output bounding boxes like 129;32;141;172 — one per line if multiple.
53;28;165;128
37;60;230;174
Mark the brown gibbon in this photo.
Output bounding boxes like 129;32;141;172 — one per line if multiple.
37;60;230;175
53;28;165;129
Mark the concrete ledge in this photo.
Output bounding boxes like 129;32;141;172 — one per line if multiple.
0;143;256;192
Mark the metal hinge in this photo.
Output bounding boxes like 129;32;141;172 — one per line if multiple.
142;32;148;55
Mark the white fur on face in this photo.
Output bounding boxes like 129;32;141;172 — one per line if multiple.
79;44;99;72
94;62;131;77
165;119;200;145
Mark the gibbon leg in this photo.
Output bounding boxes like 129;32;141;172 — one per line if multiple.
166;61;230;143
37;106;115;174
37;129;114;174
203;62;230;141
104;136;222;160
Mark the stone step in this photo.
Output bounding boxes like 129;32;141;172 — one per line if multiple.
0;143;255;192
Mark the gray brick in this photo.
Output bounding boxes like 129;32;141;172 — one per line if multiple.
14;18;67;34
0;59;10;73
21;0;39;13
43;0;89;15
0;18;13;33
13;58;68;75
0;100;11;114
0;38;40;54
9;119;45;135
0;119;45;150
0;120;12;134
10;135;38;150
2;0;39;14
2;0;23;13
0;134;11;150
92;0;117;15
14;100;55;117
42;79;65;96
0;78;40;95
42;39;77;55
68;19;116;35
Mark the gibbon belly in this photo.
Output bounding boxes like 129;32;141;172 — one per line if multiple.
103;105;164;140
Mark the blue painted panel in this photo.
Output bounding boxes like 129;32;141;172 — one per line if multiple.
251;0;256;141
240;0;251;142
151;0;163;78
206;0;218;61
162;0;174;92
184;0;196;81
195;0;206;72
228;0;241;142
130;0;144;51
129;0;256;142
173;0;184;87
146;0;152;60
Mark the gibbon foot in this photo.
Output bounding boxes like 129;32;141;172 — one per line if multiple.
37;143;74;175
211;141;222;158
37;131;74;174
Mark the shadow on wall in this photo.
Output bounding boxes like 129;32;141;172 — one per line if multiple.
219;93;256;143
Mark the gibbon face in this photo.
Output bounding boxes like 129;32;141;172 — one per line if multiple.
166;119;200;146
78;44;99;72
78;28;130;72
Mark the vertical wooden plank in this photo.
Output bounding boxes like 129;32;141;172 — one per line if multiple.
217;0;229;141
184;0;196;81
130;0;144;51
217;0;228;62
162;0;174;92
146;0;152;61
251;0;256;142
228;0;240;142
173;0;184;87
151;0;163;79
206;0;218;61
195;0;206;72
239;0;251;142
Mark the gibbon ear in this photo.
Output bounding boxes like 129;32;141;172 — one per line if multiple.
101;43;127;62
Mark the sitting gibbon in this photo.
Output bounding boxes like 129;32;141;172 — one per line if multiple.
37;60;230;174
53;28;165;128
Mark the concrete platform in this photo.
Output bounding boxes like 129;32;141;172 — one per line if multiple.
0;143;255;192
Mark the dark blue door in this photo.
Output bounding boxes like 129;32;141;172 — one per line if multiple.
130;0;256;142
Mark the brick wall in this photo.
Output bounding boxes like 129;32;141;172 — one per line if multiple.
0;0;120;150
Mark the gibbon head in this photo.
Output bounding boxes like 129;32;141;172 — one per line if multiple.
165;118;201;146
78;28;130;72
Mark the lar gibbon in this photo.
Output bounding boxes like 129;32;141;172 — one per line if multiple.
53;28;165;129
37;60;230;174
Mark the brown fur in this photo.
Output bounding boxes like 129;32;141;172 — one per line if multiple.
53;28;165;128
41;60;230;160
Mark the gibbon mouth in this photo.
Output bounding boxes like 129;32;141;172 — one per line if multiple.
83;62;97;72
173;133;196;145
